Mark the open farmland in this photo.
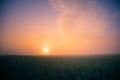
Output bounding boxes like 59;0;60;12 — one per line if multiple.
0;55;120;80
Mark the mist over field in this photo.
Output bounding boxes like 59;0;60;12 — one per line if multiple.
1;0;120;55
0;0;120;80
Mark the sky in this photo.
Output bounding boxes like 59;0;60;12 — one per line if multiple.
1;0;120;55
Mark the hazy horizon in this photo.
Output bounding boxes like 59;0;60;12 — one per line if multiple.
1;0;120;56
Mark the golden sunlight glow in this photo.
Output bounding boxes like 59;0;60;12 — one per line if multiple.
2;0;119;56
42;46;49;55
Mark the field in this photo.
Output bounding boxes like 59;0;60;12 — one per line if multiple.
0;55;120;80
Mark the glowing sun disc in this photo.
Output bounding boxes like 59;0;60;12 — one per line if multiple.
42;47;49;55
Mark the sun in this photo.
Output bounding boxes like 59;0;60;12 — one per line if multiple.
42;46;49;55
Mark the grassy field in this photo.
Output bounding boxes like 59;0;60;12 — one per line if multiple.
0;55;120;80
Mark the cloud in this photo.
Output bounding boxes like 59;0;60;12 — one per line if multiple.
49;0;110;37
49;0;78;35
49;0;119;54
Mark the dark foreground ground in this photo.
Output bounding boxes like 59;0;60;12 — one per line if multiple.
0;55;120;80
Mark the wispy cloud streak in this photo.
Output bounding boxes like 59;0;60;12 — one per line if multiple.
49;0;110;36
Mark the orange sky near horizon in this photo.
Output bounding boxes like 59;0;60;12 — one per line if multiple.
1;0;120;55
